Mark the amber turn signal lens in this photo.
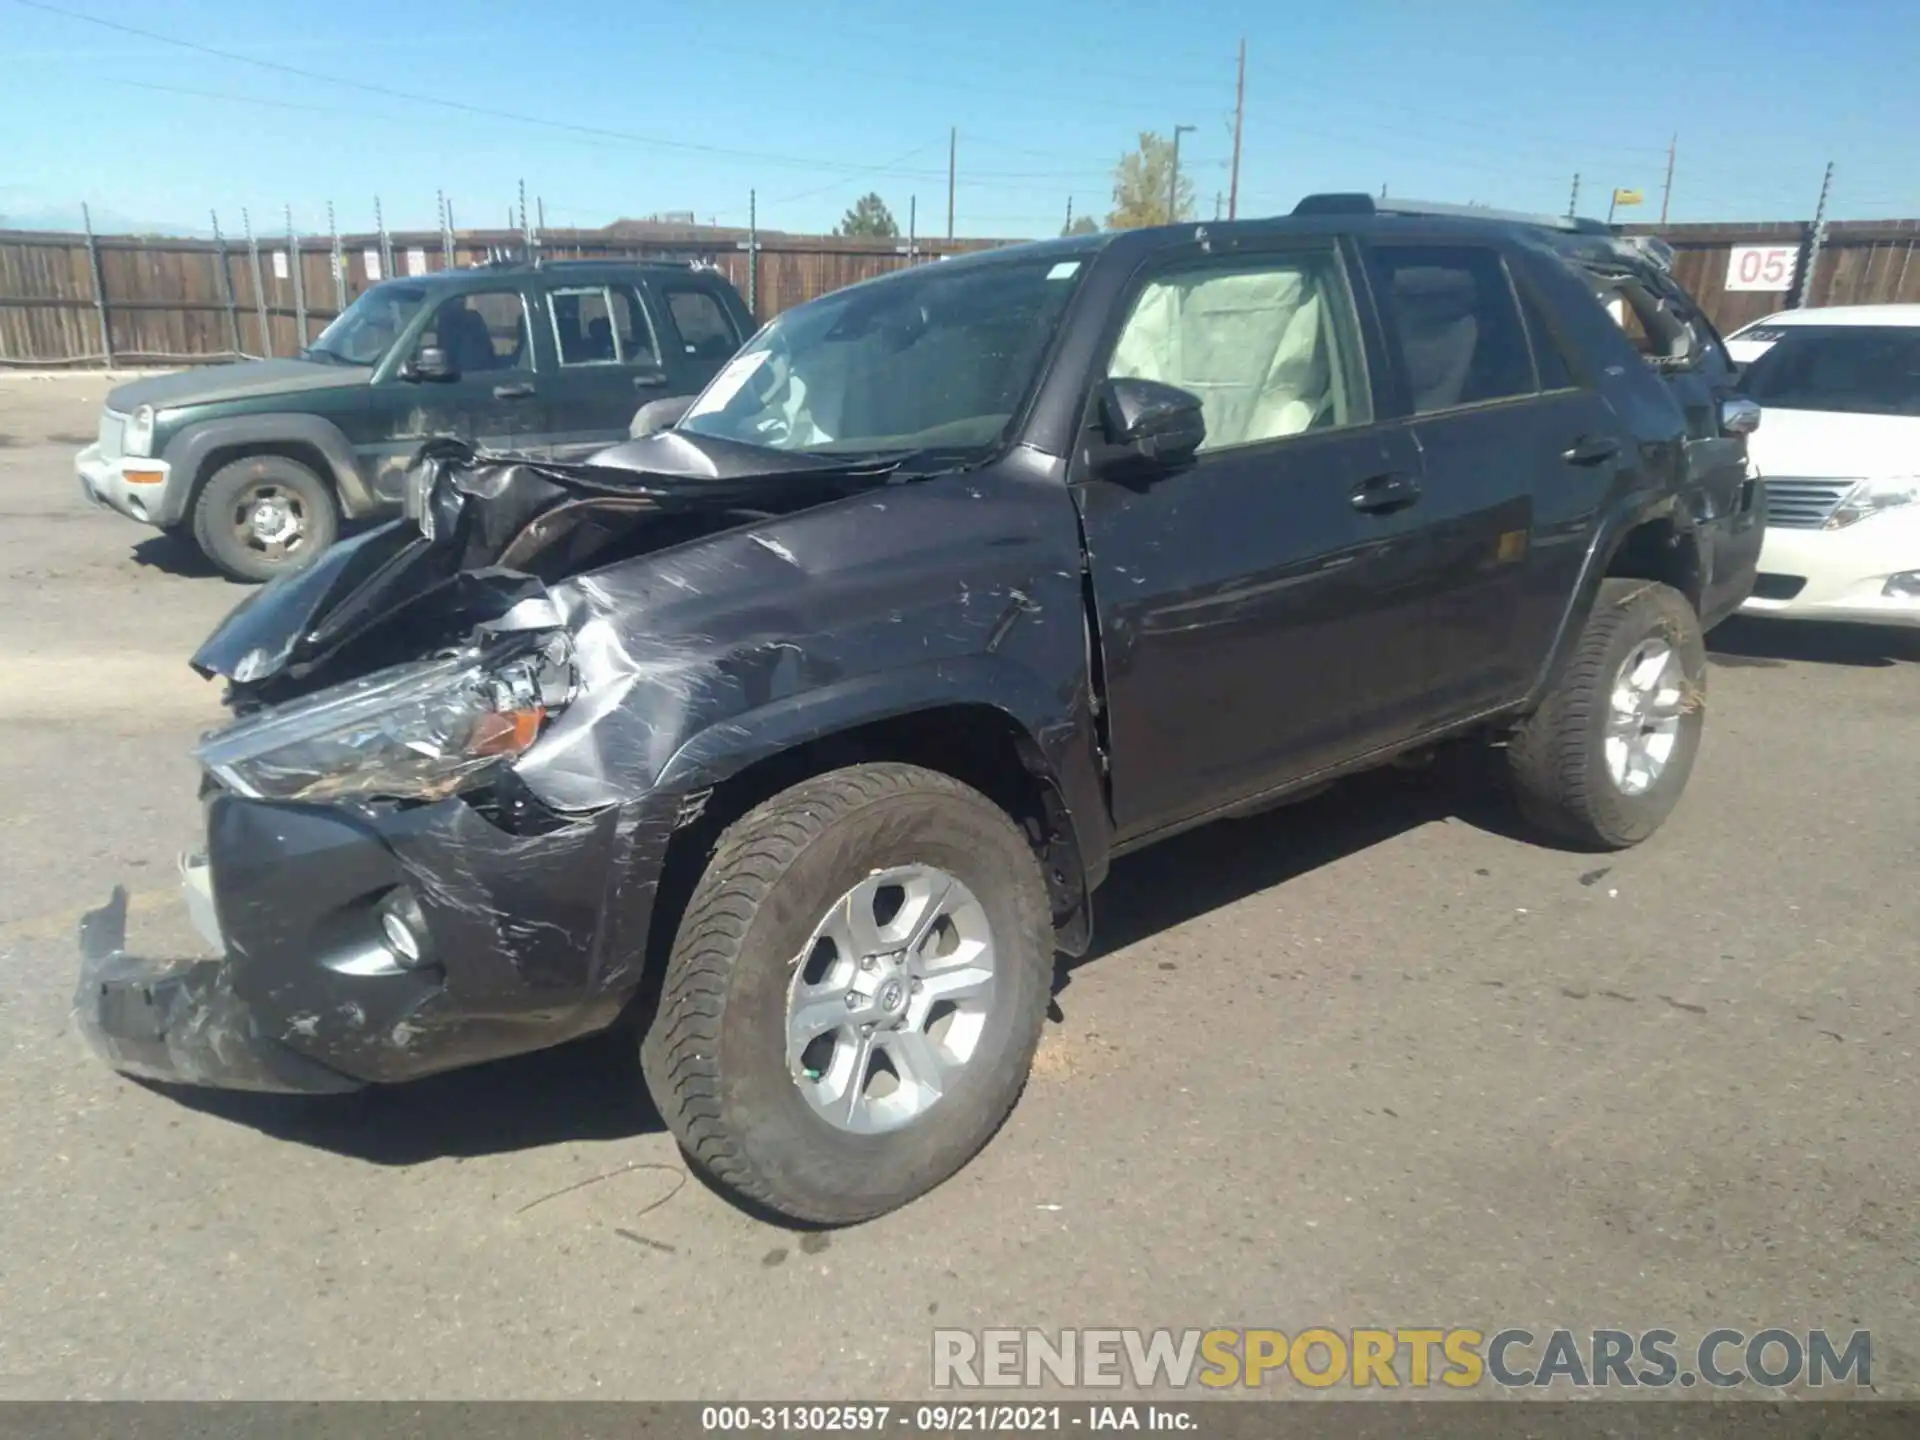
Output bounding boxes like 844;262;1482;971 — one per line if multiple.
470;707;545;758
123;469;166;485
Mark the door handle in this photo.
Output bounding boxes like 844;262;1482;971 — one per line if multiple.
492;382;535;399
1349;472;1422;514
1562;434;1620;466
632;372;669;390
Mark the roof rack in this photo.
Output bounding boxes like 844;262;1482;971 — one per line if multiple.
1291;192;1612;235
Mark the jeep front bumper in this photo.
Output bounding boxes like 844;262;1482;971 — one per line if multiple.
76;443;179;528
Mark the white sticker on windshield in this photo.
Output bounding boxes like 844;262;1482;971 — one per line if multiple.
1047;261;1081;280
685;349;771;420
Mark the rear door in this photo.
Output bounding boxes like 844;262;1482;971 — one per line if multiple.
1072;235;1434;840
1358;239;1606;718
540;278;674;459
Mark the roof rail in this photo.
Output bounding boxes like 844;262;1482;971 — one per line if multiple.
1291;192;1612;235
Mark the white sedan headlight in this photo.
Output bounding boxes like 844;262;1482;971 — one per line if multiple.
1827;476;1920;529
122;405;156;458
196;639;575;803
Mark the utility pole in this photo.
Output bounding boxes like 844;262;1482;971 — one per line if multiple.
1798;161;1834;309
1169;123;1196;225
1227;38;1245;221
1659;135;1676;224
1567;172;1580;219
947;127;956;240
1215;191;1223;220
1064;195;1073;234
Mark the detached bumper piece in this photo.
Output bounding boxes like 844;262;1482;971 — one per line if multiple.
76;885;363;1095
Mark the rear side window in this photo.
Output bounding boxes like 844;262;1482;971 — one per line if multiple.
1739;326;1920;416
1365;245;1536;413
1517;288;1574;391
549;283;659;367
664;287;742;362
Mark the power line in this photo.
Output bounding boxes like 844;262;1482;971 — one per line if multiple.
7;0;1092;182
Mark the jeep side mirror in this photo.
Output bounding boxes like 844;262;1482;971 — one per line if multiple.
403;345;457;383
1721;395;1762;435
1097;377;1207;469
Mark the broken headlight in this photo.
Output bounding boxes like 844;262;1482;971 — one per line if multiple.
196;637;575;803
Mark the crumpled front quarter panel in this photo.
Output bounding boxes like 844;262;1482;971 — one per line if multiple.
516;456;1099;822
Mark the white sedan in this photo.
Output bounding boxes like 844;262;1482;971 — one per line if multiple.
1726;304;1920;627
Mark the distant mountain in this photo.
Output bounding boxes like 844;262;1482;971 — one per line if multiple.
0;206;207;237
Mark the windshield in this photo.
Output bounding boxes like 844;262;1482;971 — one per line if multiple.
1738;325;1920;417
677;254;1087;457
307;283;430;366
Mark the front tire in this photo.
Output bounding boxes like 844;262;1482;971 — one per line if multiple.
191;454;340;583
1508;579;1706;850
642;763;1054;1225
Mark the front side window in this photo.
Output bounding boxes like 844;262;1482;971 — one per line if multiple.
1366;245;1536;413
1105;250;1371;452
665;287;742;361
417;290;530;373
1738;326;1920;416
307;282;429;366
677;254;1086;457
550;284;659;367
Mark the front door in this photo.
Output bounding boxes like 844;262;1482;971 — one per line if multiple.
367;286;542;498
541;280;673;459
1072;240;1436;842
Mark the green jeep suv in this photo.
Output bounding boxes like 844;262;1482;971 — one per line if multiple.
75;259;754;581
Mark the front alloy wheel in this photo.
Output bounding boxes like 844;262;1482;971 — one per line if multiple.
786;866;997;1135
644;763;1054;1225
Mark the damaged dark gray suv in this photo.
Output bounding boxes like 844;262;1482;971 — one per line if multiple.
78;195;1762;1224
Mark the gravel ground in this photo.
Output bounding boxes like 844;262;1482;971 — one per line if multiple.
1;374;1915;1401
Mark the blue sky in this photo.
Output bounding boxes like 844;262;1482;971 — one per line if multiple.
3;0;1917;238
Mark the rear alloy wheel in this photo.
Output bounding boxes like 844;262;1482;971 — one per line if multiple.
192;455;339;583
643;763;1054;1225
1507;578;1706;849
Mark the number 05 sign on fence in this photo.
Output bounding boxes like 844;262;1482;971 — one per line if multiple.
1725;244;1800;293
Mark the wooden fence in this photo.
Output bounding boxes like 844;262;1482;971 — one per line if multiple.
1621;218;1920;333
5;216;1919;368
0;225;1006;368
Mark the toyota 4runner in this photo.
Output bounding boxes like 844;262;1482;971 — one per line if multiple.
77;195;1762;1224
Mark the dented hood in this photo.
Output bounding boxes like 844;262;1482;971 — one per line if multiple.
191;433;913;700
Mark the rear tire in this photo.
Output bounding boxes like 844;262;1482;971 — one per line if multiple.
642;763;1054;1225
191;454;339;583
1508;579;1706;850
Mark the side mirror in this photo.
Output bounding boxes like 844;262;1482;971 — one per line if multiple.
403;345;456;383
631;394;694;438
1098;377;1207;469
1721;395;1762;436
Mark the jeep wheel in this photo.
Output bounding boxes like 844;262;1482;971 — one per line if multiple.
1507;578;1706;850
192;455;339;583
643;763;1054;1225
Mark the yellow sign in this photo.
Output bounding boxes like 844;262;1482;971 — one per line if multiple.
1612;188;1645;206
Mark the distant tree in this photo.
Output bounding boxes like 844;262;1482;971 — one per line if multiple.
1061;214;1099;237
1107;132;1195;229
836;193;900;238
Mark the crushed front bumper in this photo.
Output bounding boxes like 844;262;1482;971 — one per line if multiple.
77;878;363;1094
75;789;670;1094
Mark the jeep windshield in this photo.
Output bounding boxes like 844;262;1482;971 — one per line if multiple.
305;282;431;366
676;253;1087;459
